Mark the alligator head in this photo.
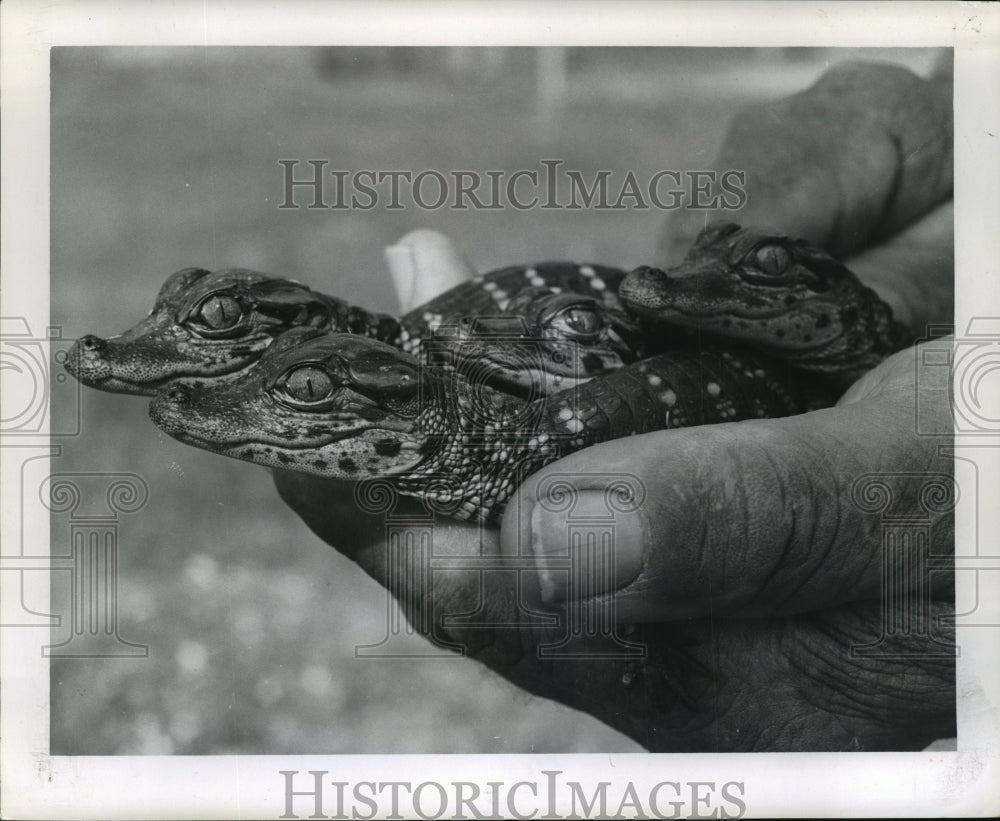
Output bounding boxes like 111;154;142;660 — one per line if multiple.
148;328;436;480
64;266;398;395
620;222;908;379
428;288;651;399
148;326;565;520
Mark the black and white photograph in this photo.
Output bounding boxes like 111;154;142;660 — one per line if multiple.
2;2;999;819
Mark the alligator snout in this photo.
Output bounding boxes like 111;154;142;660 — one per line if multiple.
619;265;673;312
64;330;197;395
64;334;113;384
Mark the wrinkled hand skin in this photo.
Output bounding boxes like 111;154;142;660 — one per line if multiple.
274;338;955;752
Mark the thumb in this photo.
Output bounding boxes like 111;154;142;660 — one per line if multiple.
384;228;477;312
500;343;954;621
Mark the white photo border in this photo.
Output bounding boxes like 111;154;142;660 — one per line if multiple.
2;1;998;818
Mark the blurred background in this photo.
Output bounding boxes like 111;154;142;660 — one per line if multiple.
50;46;942;754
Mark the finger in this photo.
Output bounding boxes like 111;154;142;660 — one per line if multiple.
480;596;955;752
846;199;954;334
625;599;955;751
500;344;954;621
659;61;952;263
272;471;392;553
384;228;477;312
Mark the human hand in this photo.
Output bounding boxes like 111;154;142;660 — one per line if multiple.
509;59;955;624
387;60;953;751
497;60;956;748
275;199;953;750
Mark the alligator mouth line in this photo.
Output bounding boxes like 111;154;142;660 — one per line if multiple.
174;424;376;451
74;371;184;396
638;303;798;322
456;349;588;395
460;360;565;400
106;329;273;348
480;372;543;401
488;369;593;399
156;409;425;450
630;304;846;353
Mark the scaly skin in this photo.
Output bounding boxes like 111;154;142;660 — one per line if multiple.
414;261;630;337
149;328;822;523
621;222;912;385
64;261;629;395
428;284;677;398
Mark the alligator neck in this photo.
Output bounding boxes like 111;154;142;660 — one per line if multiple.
318;295;403;346
392;372;550;521
394;372;555;520
776;288;912;385
389;346;818;522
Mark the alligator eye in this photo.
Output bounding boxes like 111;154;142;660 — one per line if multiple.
753;244;790;277
280;365;336;405
192;294;244;332
551;305;603;339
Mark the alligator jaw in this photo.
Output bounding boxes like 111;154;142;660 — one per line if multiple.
64;326;271;395
66;370;172;397
625;299;792;324
64;349;184;396
148;385;428;480
157;424;427;480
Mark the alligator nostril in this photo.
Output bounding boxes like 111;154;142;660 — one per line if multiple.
165;385;192;404
79;334;105;351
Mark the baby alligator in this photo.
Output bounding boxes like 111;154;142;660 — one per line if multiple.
65;261;630;395
620;222;912;385
149;328;819;523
